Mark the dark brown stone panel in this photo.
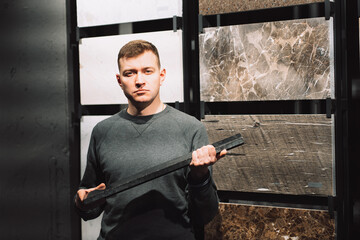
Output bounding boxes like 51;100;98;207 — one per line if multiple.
199;0;324;15
205;203;335;240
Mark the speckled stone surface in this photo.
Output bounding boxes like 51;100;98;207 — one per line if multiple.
204;203;335;240
199;18;332;101
199;0;323;15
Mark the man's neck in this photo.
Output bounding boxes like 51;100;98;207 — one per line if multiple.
127;100;165;116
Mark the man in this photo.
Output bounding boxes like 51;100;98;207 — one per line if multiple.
75;40;226;239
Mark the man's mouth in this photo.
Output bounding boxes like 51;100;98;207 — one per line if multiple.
134;89;149;94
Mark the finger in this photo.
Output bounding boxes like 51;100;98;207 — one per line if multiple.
95;183;106;190
203;145;215;165
80;183;106;201
197;146;213;166
86;183;106;193
192;148;206;166
217;149;227;159
208;145;217;162
200;146;213;165
77;190;87;201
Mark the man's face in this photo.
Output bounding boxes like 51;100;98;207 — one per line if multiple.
116;51;165;105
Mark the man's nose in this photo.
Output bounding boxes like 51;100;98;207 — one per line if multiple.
135;73;145;87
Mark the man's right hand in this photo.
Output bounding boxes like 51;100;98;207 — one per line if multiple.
75;183;106;210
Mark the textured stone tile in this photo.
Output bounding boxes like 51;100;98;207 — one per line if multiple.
199;18;333;101
205;203;335;240
202;115;333;195
199;0;323;15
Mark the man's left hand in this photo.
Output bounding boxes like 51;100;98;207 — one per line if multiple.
189;145;227;182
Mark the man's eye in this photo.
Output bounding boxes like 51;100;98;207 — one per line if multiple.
124;72;133;77
145;69;153;74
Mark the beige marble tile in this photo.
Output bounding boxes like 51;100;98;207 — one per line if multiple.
199;0;323;15
199;18;333;101
205;203;335;240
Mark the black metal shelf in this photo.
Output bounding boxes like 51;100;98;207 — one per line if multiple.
218;190;332;211
78;16;182;39
203;99;335;116
80;99;334;116
76;100;330;118
80;102;185;116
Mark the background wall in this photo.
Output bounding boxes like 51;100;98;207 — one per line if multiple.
0;1;78;239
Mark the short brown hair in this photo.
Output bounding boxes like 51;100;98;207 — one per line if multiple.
117;40;161;71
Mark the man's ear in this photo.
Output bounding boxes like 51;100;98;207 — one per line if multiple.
159;68;166;86
116;74;123;88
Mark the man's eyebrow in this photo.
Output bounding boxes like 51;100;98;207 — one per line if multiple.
143;67;155;69
122;68;136;72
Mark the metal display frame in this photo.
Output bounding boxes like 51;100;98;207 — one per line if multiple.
67;0;360;239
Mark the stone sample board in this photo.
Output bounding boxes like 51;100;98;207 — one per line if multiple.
199;0;323;15
79;30;183;105
199;18;333;101
204;203;335;240
202;114;333;196
77;0;182;27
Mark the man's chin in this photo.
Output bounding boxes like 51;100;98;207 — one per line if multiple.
130;97;153;105
133;98;151;103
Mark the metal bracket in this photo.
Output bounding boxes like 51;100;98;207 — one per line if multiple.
328;196;337;219
200;101;205;119
326;97;333;118
71;104;82;127
75;27;80;42
173;15;177;32
198;14;204;33
216;14;221;28
70;27;80;48
325;0;334;20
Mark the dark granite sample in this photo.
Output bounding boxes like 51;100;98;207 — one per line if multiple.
202;115;333;196
204;203;335;239
199;18;332;101
199;0;323;15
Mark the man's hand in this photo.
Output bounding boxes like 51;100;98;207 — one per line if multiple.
75;183;106;210
189;145;227;182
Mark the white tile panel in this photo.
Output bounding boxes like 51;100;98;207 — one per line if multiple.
77;0;182;27
80;116;110;176
79;30;184;105
80;116;110;240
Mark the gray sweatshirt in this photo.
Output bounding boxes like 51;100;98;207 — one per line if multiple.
76;106;219;240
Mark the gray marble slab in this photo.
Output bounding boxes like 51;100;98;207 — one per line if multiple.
199;18;333;101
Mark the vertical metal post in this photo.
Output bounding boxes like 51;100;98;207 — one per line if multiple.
333;0;360;238
182;0;201;119
66;0;81;239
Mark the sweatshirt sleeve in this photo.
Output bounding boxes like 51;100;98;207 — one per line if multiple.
74;127;106;221
186;123;219;225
